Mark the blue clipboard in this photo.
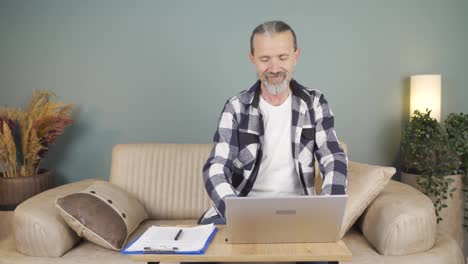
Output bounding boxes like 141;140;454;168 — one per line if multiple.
120;226;218;255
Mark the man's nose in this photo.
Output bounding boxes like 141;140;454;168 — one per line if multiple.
268;60;282;73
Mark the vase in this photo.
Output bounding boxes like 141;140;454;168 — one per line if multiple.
401;172;464;251
0;169;54;210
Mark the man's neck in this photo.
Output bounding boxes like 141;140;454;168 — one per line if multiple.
260;84;291;106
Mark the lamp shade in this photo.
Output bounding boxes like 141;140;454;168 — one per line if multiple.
410;75;441;121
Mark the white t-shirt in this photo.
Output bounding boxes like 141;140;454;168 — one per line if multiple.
249;92;303;197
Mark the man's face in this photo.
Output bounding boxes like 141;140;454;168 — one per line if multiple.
250;31;300;95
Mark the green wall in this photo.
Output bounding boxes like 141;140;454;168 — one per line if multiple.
1;0;467;185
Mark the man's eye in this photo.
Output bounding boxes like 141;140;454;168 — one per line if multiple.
280;56;288;60
260;58;269;62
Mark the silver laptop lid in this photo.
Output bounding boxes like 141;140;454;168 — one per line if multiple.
225;195;347;244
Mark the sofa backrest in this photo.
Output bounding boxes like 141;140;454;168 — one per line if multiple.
109;142;348;220
109;143;213;220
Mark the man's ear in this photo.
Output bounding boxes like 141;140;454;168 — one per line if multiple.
293;48;301;66
249;53;255;64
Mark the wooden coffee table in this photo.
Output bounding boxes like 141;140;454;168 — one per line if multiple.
130;225;352;263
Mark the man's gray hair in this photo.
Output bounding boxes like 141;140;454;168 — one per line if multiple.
250;20;297;54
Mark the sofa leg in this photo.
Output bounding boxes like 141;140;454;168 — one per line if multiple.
147;262;159;264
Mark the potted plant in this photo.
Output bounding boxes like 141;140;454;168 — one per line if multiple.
400;109;463;249
444;112;468;231
0;90;73;209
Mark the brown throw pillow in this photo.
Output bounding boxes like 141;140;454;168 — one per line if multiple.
55;181;148;251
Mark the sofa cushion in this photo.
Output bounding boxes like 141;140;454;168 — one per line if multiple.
14;179;97;257
357;180;437;256
109;144;213;220
342;226;463;264
338;161;395;238
56;181;148;251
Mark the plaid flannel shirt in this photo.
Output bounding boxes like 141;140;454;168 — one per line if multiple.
201;79;348;221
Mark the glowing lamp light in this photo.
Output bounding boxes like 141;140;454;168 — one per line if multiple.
410;75;441;121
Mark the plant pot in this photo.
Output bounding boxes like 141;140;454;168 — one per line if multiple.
401;172;464;251
0;169;54;209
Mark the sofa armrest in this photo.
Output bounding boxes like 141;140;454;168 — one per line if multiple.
357;180;437;256
14;178;97;257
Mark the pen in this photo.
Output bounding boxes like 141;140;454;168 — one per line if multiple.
174;229;183;240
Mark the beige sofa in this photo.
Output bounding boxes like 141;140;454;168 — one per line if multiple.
0;143;464;264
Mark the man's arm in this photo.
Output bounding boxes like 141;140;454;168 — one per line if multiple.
203;100;239;218
313;93;348;195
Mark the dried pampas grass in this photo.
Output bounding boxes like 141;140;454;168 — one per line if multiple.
0;90;73;178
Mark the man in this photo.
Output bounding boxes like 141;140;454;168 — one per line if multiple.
199;21;347;264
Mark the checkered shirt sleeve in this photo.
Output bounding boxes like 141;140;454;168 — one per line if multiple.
202;100;239;218
313;92;348;195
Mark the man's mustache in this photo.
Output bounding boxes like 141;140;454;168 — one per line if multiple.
265;71;287;78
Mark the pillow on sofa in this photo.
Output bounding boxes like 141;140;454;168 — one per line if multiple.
55;180;148;251
357;180;437;255
338;161;395;238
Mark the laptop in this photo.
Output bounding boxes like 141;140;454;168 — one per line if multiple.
225;195;347;244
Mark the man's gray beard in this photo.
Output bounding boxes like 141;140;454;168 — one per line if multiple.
263;78;289;95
